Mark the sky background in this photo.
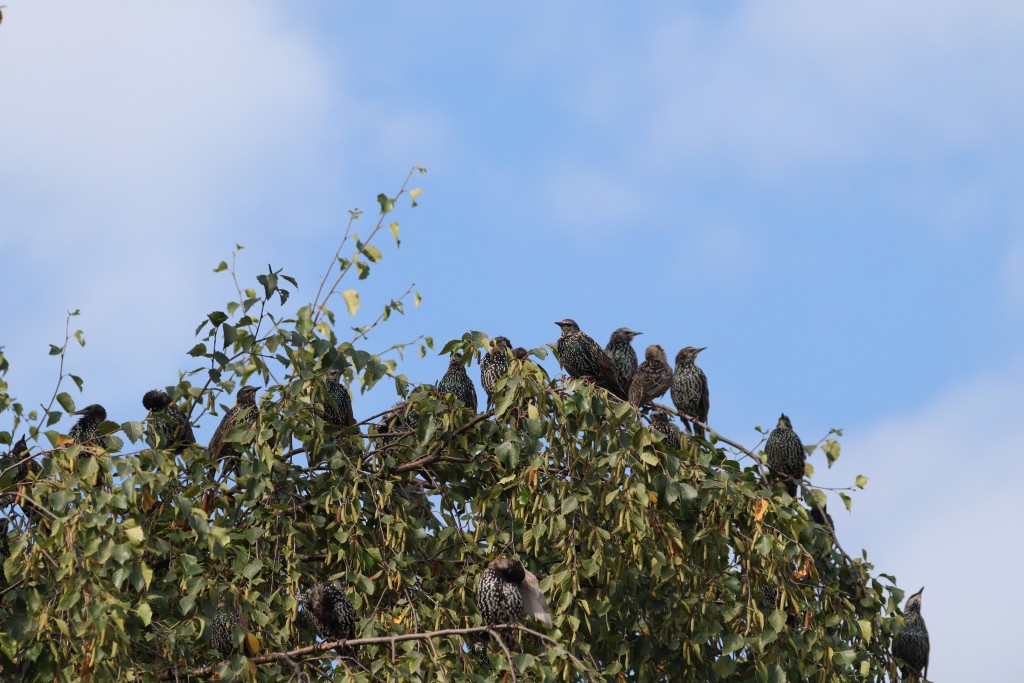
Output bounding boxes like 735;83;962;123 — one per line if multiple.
2;1;1022;678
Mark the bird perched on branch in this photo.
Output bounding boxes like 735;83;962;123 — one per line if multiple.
480;336;512;409
605;328;641;397
649;409;681;450
554;319;624;398
211;606;257;660
765;414;805;498
671;347;709;437
207;386;258;478
437;351;477;411
302;580;357;654
378;399;419;445
7;435;35;484
629;344;673;407
68;404;108;449
475;556;551;656
892;587;929;682
142;390;196;450
322;368;356;430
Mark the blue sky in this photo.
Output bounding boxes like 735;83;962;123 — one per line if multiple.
2;1;1023;678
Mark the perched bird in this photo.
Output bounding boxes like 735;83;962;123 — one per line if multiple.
554;319;624;398
142;390;196;450
512;347;529;361
892;587;929;681
765;414;805;498
480;337;512;408
476;556;551;655
303;580;357;653
378;400;419;444
629;344;673;407
649;409;681;449
671;347;709;438
323;369;356;429
437;351;477;410
211;607;256;659
605;328;642;397
207;386;259;478
68;404;108;447
810;502;834;531
7;435;35;484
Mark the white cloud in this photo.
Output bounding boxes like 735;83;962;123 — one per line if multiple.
823;357;1024;680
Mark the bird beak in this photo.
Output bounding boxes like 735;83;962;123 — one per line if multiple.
697;347;707;352
74;408;87;415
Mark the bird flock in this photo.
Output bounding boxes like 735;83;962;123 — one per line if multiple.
1;317;928;678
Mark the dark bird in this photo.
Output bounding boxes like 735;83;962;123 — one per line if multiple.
476;556;551;654
605;328;642;397
893;587;929;681
303;580;357;653
554;319;624;398
512;347;529;361
649;409;681;449
437;351;477;410
211;607;256;660
142;390;196;450
68;404;107;447
480;336;512;408
8;435;35;485
378;400;419;444
765;414;805;498
810;502;834;531
323;369;356;429
207;386;259;478
629;344;673;407
671;347;709;438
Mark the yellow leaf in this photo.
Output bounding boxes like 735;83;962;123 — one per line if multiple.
647;491;658;504
56;435;74;447
392;614;404;624
753;498;769;522
124;526;145;544
341;289;360;316
243;632;261;656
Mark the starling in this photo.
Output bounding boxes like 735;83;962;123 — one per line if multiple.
512;347;529;361
628;344;673;407
480;337;512;408
207;386;259;478
475;556;551;655
323;369;356;429
765;414;805;498
68;404;107;447
671;347;709;438
605;328;642;397
303;580;357;653
8;435;35;485
437;351;477;410
378;400;419;445
892;587;929;681
649;409;681;449
142;390;196;450
810;502;834;531
554;319;624;398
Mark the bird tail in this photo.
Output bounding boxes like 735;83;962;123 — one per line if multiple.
520;569;552;627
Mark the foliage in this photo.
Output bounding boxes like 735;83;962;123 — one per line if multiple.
0;168;909;682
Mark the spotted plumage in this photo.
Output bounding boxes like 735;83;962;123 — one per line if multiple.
475;556;551;656
378;399;420;445
8;435;35;485
323;369;356;429
629;344;673;407
554;319;624;398
605;328;641;398
650;409;681;449
207;386;258;478
893;588;929;681
765;414;805;497
480;337;512;408
437;351;477;410
671;347;709;438
304;580;357;653
143;390;196;450
68;404;107;449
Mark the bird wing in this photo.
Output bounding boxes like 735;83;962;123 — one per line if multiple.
586;336;626;396
207;409;235;459
629;363;672;405
519;569;552;627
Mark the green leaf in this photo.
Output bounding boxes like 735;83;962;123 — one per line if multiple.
377;193;396;214
722;633;745;656
341;290;360;316
768;663;787;683
389;221;401;245
122;421;144;443
56;392;75;414
409;187;423;206
857;619;872;642
213;261;228;272
855;474;868;489
124;526;145;544
362;245;383;263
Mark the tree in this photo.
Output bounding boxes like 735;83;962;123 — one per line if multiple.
0;168;912;681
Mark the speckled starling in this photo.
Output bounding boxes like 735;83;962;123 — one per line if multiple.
304;580;357;652
671;347;709;438
207;386;258;478
211;604;258;660
476;556;551;654
554;319;625;398
8;435;35;485
629;344;673;407
323;369;356;429
378;399;420;445
437;351;477;410
480;337;512;408
893;587;929;681
68;404;107;447
605;328;642;398
649;409;681;449
142;390;196;450
765;414;805;498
